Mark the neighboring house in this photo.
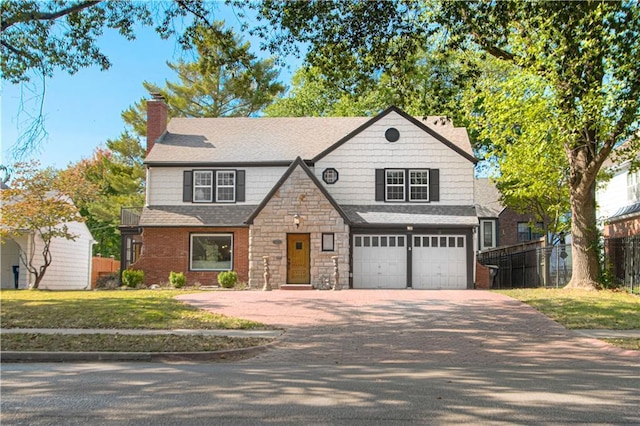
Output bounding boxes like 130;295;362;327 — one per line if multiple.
474;178;543;251
0;209;94;290
126;96;482;289
597;142;640;281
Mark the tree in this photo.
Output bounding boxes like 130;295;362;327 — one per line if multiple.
462;58;571;242
0;0;231;154
0;161;95;288
122;22;285;131
255;0;640;290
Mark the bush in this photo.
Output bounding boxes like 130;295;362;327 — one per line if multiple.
217;271;238;288
95;273;120;290
169;271;186;288
122;269;144;288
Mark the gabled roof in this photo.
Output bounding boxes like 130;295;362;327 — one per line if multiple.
245;157;350;225
474;178;505;218
145;106;476;165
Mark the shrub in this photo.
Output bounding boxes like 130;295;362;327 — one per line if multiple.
95;273;120;290
122;269;144;288
169;271;186;288
217;271;238;288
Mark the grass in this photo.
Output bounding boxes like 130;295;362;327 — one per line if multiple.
496;288;639;351
494;288;640;329
1;333;271;353
0;289;267;330
0;289;274;353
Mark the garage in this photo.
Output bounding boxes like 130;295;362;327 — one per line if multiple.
352;233;468;289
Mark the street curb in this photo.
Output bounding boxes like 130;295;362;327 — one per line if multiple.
0;341;277;363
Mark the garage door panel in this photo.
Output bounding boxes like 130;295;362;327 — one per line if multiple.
412;235;467;290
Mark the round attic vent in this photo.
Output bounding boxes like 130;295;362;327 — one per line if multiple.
385;127;400;142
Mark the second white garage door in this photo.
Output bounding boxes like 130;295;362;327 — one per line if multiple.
412;235;467;289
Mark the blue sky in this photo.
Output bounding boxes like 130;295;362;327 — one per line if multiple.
1;4;296;170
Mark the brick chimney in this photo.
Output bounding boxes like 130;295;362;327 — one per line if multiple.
146;92;168;155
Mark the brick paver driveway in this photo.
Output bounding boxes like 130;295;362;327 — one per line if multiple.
178;289;635;366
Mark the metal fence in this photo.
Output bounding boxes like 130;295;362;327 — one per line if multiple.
478;244;572;289
605;236;640;294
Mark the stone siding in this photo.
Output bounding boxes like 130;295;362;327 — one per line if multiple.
249;167;350;288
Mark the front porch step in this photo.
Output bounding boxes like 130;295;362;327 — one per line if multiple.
279;284;314;290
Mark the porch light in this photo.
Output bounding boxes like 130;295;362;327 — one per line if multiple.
293;213;301;228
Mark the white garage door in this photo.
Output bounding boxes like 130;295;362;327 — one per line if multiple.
352;235;406;288
412;235;467;289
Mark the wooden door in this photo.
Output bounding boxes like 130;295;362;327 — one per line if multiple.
287;234;310;284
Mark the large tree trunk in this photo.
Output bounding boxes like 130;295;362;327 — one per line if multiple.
565;175;600;290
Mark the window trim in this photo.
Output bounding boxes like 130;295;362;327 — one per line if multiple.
408;169;430;202
385;169;406;201
189;233;234;271
215;170;236;203
480;219;496;250
193;170;214;203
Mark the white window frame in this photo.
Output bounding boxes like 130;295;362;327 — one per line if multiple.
193;171;213;203
628;170;640;202
190;233;233;271
409;169;430;201
385;169;405;201
215;170;236;203
480;219;496;250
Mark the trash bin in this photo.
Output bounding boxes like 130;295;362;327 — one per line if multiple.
12;265;19;289
486;265;499;289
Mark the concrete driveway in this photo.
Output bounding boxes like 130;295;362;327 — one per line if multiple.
177;289;635;366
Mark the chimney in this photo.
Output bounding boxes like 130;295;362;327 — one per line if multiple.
146;92;168;155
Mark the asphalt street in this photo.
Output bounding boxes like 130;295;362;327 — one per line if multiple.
1;290;638;425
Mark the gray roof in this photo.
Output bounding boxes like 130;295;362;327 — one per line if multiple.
145;111;473;164
608;201;640;222
342;205;477;227
140;205;257;227
474;178;504;218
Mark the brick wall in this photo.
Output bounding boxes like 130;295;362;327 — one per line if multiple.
498;209;539;246
604;216;640;238
132;227;249;286
475;262;491;289
249;166;350;288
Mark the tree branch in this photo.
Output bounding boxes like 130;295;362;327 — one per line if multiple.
1;0;103;32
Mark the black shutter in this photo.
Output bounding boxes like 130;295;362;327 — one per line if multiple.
183;170;193;202
236;170;245;202
429;169;440;202
375;169;385;201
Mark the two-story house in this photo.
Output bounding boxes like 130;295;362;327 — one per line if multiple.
128;95;480;289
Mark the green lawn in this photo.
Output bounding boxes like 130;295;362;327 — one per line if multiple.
494;288;640;329
0;289;267;330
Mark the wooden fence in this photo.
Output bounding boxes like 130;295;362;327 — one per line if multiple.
91;256;120;289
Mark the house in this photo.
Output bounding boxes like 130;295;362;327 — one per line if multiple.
597;141;640;282
0;191;95;290
474;178;544;251
126;95;482;289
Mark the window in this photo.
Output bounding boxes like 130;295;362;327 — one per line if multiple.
322;233;335;251
386;170;405;201
190;234;233;271
322;168;339;184
629;170;640;202
216;171;236;202
517;222;544;242
193;171;213;202
409;170;429;201
379;169;438;202
480;220;496;250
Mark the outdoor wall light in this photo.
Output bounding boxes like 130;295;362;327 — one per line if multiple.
293;213;301;228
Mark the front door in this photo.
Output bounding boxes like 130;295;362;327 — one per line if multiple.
287;233;310;284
